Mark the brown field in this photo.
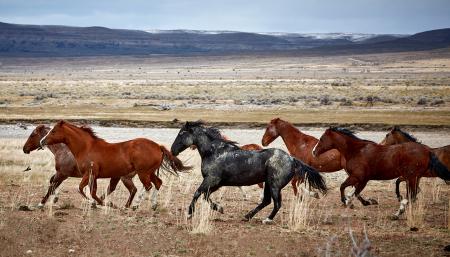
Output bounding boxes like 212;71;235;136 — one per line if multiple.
1;125;450;257
1;50;450;127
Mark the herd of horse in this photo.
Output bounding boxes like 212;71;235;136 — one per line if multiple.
22;119;450;223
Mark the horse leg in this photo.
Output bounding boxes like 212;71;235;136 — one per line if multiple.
150;173;162;210
188;176;221;218
291;176;298;196
263;186;282;224
78;173;90;200
395;177;404;201
100;177;120;206
340;176;358;207
393;177;419;219
203;185;223;213
39;174;66;208
90;177;104;206
132;173;153;210
354;180;377;206
121;176;137;208
244;184;271;221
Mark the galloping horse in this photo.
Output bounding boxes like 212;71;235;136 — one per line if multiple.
262;118;345;197
171;121;327;223
380;126;450;200
23;125;137;208
190;132;264;200
40;120;190;208
312;127;450;218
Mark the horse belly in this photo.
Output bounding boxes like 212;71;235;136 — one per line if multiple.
221;162;266;186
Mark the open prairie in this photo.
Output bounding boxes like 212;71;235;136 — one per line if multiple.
1;125;450;257
1;50;450;128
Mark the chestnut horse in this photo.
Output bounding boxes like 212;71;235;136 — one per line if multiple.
23;125;138;208
380;126;450;200
262;118;345;197
40;120;190;208
313;127;450;218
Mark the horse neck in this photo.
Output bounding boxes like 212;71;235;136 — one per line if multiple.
46;143;65;156
330;132;368;160
194;134;215;158
277;122;314;152
62;126;94;158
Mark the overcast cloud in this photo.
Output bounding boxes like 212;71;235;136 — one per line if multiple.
0;0;449;34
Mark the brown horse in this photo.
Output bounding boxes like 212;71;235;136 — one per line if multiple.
380;126;450;200
39;120;190;208
312;127;450;218
262;118;345;197
23;125;138;208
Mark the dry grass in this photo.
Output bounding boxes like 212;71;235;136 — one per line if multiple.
286;190;314;232
190;198;215;234
406;193;426;230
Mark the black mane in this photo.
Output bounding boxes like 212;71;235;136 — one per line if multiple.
329;127;375;143
392;126;419;143
185;121;239;147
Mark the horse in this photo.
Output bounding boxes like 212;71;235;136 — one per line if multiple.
190;133;264;200
170;121;327;224
23;125;139;208
312;127;450;218
39;120;190;209
262;118;346;198
380;126;450;200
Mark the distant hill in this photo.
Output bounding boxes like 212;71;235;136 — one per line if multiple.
0;22;448;57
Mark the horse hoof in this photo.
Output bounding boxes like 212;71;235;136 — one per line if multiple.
217;206;224;214
262;218;273;224
52;197;59;204
347;203;354;209
312;192;320;199
390;214;400;220
242;216;250;222
368;198;378;205
151;204;158;211
187;214;192;220
90;202;97;209
36;203;44;209
132;206;139;211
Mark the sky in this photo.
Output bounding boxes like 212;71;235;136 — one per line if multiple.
0;0;449;34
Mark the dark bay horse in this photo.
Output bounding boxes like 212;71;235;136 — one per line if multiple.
171;121;327;224
312;127;450;218
380;126;450;200
262;118;345;197
23;125;137;208
40;120;190;208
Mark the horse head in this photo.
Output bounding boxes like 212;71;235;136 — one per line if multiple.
262;118;281;146
23;125;50;154
312;128;338;157
40;120;68;147
171;121;200;156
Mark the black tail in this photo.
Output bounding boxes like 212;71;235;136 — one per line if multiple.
429;152;450;180
292;158;327;194
159;145;192;176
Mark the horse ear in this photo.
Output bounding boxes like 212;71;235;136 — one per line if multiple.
57;120;65;127
392;126;399;131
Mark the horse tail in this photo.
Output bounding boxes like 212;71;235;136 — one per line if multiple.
429;152;450;180
292;158;327;194
159;145;192;176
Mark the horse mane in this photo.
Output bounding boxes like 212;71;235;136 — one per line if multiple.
329;127;375;143
64;122;103;140
80;126;103;140
392;126;419;143
186;121;239;147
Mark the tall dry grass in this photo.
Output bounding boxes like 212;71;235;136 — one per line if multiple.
287;191;314;231
406;193;425;230
190;198;216;234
